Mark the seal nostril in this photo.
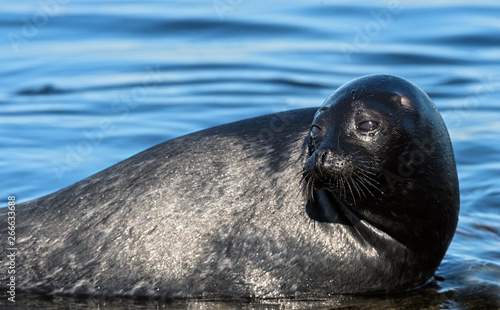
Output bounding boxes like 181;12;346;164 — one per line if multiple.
321;152;326;165
317;150;331;167
315;150;347;171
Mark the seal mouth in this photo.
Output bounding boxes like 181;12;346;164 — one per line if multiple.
301;154;383;205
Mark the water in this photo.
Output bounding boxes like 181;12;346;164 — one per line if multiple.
1;0;499;308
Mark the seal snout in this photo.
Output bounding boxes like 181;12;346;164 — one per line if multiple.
303;148;350;184
317;149;348;171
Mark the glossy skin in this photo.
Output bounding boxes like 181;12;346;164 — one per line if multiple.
0;74;459;298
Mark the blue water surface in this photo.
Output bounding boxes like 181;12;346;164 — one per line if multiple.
1;0;499;309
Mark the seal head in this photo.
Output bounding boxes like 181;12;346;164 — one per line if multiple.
303;74;460;286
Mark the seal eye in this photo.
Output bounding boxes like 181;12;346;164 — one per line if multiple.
358;120;379;132
310;125;322;138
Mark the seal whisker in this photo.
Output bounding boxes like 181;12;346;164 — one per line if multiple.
308;176;316;202
358;171;381;185
336;177;341;200
340;175;348;201
364;179;384;196
301;170;317;202
346;176;358;206
359;166;380;176
359;174;385;195
355;175;375;198
357;169;383;189
361;169;378;176
351;175;365;199
347;173;362;200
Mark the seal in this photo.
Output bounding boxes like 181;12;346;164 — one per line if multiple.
0;74;459;298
